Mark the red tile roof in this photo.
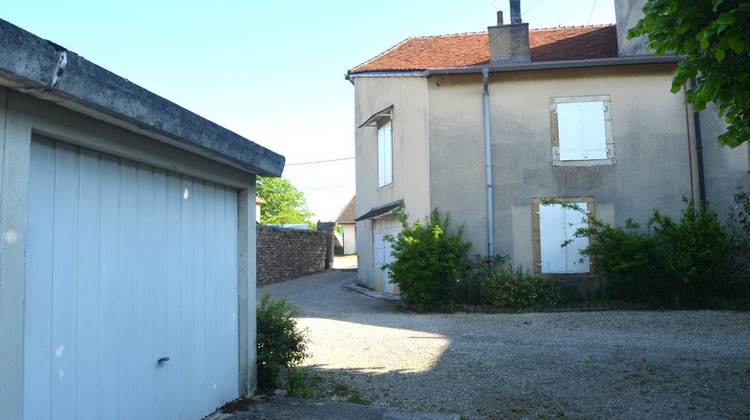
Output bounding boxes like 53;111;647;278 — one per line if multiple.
348;25;618;74
336;196;357;224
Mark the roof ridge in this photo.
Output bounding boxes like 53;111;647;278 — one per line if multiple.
412;31;488;39
530;23;615;31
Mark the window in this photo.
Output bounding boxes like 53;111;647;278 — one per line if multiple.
533;198;593;275
378;120;393;187
551;96;613;165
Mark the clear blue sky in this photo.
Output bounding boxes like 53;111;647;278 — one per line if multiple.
1;0;616;220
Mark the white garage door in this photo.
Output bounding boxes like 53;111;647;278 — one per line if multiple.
24;136;240;420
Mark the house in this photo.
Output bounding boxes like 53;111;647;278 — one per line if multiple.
346;0;750;293
0;19;284;420
335;195;357;255
256;196;266;222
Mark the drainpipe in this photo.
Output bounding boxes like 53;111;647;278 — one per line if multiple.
691;78;707;204
482;68;494;257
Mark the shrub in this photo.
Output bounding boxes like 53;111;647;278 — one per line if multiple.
575;217;671;305
383;207;472;308
561;197;749;308
481;265;561;310
455;254;509;304
256;292;308;392
648;198;740;307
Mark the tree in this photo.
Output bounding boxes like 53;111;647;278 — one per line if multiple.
628;0;750;147
256;176;313;225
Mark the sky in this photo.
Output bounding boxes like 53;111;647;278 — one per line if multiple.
1;0;616;221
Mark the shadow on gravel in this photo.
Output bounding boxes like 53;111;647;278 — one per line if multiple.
257;268;750;420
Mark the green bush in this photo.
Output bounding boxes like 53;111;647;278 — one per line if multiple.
562;197;749;308
648;198;740;307
481;265;562;310
256;292;308;392
455;254;509;305
383;207;472;308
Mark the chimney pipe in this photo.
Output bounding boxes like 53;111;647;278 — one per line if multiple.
510;0;522;24
497;11;504;26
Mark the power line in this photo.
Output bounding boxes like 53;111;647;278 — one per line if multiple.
286;156;354;166
587;0;598;25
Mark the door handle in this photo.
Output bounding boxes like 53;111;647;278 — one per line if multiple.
157;356;170;364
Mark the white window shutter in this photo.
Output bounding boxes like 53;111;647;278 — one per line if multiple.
539;204;567;273
563;203;590;273
557;103;584;161
578;102;607;159
557;101;607;161
378;122;392;187
540;203;590;273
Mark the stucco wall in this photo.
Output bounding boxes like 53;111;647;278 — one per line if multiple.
353;76;431;289
614;0;649;56
426;64;749;277
256;225;326;285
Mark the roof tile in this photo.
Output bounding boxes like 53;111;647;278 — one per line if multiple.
349;25;618;74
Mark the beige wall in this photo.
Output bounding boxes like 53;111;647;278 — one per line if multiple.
353;63;749;290
353;76;431;290
427;64;746;276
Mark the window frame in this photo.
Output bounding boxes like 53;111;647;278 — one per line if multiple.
550;95;614;166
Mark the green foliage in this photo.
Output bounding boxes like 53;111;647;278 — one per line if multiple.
256;292;308;392
481;265;566;310
383;207;472;307
559;197;749;308
256;176;314;226
628;0;750;147
455;254;510;304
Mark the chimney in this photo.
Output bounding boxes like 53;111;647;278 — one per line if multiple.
488;0;530;63
510;0;522;24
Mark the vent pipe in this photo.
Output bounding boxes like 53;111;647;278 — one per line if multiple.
510;0;522;24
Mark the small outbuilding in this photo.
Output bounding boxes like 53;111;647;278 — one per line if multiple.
0;19;284;419
335;195;357;255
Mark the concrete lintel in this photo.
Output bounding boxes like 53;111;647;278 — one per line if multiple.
0;19;284;177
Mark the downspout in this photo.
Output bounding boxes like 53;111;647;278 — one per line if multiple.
482;68;494;257
691;78;707;204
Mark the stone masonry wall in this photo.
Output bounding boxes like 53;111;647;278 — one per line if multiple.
256;224;326;286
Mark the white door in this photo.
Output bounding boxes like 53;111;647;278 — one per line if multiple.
24;136;240;420
374;228;399;294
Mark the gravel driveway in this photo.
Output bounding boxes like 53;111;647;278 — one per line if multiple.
258;268;750;419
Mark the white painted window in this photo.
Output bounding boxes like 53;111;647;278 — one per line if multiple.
539;202;590;274
378;121;393;187
551;96;613;165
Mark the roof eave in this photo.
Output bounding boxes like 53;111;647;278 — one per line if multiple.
346;55;682;80
0;19;284;177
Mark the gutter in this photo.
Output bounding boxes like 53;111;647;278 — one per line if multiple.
691;77;707;204
347;55;682;80
482;68;494;257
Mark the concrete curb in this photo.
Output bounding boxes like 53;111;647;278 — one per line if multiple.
344;282;401;301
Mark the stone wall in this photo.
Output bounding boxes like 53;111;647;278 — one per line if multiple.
256;224;326;286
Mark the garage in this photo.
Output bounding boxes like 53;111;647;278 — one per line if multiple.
0;19;285;419
24;137;240;419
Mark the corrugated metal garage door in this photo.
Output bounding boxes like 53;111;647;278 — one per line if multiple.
24;136;240;420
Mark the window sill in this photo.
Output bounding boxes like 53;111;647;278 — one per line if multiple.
552;158;615;167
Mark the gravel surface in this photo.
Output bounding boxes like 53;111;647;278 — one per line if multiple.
259;268;750;420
